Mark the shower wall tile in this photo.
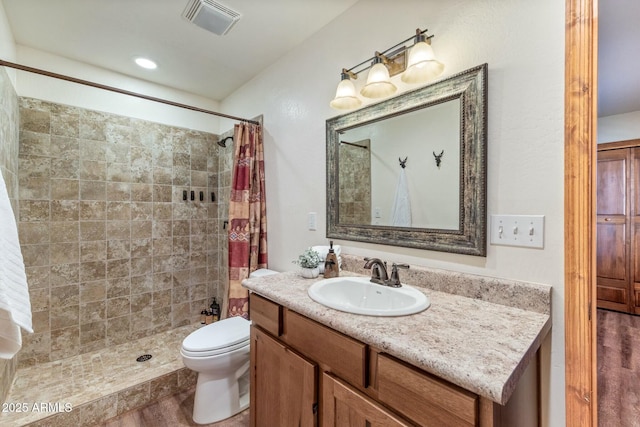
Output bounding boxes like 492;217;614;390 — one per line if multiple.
20;108;50;133
19;131;50;157
17;98;224;367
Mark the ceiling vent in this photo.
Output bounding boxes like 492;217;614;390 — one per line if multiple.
182;0;241;36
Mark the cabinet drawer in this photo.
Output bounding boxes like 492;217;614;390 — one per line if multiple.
285;310;366;388
377;354;478;427
249;293;282;336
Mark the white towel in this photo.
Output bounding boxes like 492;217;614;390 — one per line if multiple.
0;170;32;359
311;245;342;260
391;169;412;227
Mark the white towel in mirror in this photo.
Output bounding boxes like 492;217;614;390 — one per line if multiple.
391;169;412;227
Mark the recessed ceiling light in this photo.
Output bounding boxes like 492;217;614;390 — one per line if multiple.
134;57;157;70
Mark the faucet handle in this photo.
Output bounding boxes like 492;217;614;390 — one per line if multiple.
387;263;410;287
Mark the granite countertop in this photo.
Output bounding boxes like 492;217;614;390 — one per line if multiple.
242;270;551;405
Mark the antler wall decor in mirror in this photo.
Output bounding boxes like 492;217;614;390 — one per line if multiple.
326;64;487;256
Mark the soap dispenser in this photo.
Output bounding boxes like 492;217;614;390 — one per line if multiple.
323;241;339;278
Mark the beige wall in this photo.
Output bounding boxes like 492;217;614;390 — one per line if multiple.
16;98;227;366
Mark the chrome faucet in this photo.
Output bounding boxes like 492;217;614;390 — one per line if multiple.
363;258;410;288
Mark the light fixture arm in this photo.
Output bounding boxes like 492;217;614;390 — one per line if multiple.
340;28;434;78
340;68;358;81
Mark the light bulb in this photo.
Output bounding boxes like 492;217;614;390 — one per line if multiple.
134;57;157;70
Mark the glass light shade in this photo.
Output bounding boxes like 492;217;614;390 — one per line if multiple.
401;41;444;83
330;78;362;110
360;62;397;98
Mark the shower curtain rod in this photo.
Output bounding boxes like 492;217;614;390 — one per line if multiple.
0;59;261;126
340;140;369;149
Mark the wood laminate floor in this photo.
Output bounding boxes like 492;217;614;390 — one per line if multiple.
98;387;249;427
598;308;640;427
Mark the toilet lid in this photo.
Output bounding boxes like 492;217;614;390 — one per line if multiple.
182;316;250;352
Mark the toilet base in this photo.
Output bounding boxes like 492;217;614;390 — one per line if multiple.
192;369;250;424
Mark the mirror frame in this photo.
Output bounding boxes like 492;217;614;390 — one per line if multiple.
326;63;488;256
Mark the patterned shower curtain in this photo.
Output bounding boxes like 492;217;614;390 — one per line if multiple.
227;121;268;319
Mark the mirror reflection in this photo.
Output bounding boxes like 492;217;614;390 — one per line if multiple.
338;99;461;229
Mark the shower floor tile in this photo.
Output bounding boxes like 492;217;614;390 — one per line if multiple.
1;324;199;427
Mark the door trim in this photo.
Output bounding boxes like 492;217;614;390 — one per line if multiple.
565;0;598;425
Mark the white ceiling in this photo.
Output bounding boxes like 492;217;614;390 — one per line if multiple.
1;0;636;116
1;0;358;101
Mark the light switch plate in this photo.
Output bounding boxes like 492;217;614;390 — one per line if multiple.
490;215;544;248
307;212;317;231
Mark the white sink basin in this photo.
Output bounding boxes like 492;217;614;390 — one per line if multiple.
308;277;430;316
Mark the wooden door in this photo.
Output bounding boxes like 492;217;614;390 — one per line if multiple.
250;326;317;427
321;372;412;427
596;148;630;312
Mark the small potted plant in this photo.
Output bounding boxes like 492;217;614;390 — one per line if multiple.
293;248;322;278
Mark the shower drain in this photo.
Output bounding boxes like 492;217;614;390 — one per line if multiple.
136;354;152;362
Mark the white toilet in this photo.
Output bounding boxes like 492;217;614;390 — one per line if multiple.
181;268;278;424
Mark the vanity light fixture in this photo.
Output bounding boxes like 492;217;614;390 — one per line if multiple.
330;28;444;110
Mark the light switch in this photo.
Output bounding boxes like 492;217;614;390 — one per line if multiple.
308;212;317;231
490;215;544;248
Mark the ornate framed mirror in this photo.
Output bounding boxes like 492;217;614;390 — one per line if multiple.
326;63;487;256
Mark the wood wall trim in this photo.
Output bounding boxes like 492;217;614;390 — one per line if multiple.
565;0;598;426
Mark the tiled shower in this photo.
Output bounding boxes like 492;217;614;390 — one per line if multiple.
15;97;232;368
0;63;241;424
18;98;232;366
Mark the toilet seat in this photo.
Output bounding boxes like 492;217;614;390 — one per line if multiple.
181;340;249;358
182;316;250;355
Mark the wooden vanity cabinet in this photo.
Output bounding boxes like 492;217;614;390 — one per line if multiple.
249;293;532;427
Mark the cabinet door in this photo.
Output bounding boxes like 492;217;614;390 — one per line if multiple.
597;148;630;312
250;326;317;427
321;372;412;427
